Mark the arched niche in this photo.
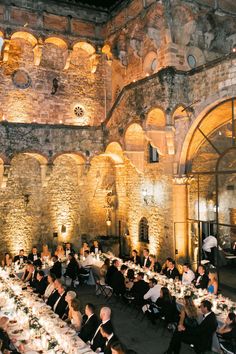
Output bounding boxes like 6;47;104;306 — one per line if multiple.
45;37;68;49
172;105;188;121
143;51;158;75
145;108;166;129
73;41;95;57
124;123;145;172
145;108;167;155
11;31;37;47
104;142;124;164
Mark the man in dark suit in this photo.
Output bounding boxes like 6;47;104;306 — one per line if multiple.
110;264;127;296
90;307;112;352
100;322;118;354
194;265;209;289
46;278;60;308
50;255;62;278
105;259;119;286
64;242;75;258
53;282;68;318
164;300;218;354
141;248;151;268
13;249;27;264
90;240;103;254
28;246;42;267
79;303;99;343
130;250;141;265
131;272;149;305
166;260;180;280
33;270;48;296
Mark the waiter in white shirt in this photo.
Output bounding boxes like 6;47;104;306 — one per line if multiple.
202;235;217;265
182;263;195;285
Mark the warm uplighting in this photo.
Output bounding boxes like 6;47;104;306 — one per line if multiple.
106;219;112;227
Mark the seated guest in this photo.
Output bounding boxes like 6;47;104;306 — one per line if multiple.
69;298;83;332
166;260;180;280
54;244;65;260
125;269;135;290
144;278;161;303
41;244;51;262
164;300;217;354
217;312;236;353
99;258;110;284
111;264;128;296
80;250;94;268
79;303;99;343
155;287;179;323
142;248;151;268
50;255;62;279
64;253;79;285
46;278;61;308
1;252;12;268
22;261;37;286
44;273;56;300
207;270;218;295
177;296;198;332
149;255;161;273
28;246;41;267
0;316;20;354
100;322;118;354
33;270;48;296
131;272;149;306
53;282;68;318
130;250;141;265
194;265;208;289
106;259;119;286
90;240;103;254
91;307;112;352
64;290;77;320
80;242;90;257
13;249;27;264
64;242;75;258
161;257;173;276
182;263;195;285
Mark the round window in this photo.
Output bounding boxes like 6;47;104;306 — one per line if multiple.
74;105;85;118
187;55;197;69
150;58;157;72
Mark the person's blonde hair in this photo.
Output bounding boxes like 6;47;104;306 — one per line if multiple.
184;296;198;319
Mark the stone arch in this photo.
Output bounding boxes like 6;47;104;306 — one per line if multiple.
124;123;145;151
73;41;95;57
52;152;86;165
179;97;236;175
45;36;68;49
11;31;37;47
145;107;166;129
104;142;124;164
143;51;158;75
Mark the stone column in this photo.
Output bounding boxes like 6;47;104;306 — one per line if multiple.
173;175;188;261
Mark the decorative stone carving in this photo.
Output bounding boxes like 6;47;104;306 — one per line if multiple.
146;27;161;48
1;164;11;188
12;70;31;89
130;38;142;58
2;39;10;62
33;43;43;66
63;48;73;70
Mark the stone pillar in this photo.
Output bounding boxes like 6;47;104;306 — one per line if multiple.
173;175;188;261
40;163;53;187
1;164;11;188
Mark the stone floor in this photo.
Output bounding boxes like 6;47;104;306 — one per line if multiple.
76;265;236;354
78;286;195;354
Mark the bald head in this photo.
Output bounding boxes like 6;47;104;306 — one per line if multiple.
100;307;111;322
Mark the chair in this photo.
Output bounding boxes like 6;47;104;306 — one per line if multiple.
95;281;113;299
218;336;236;354
78;267;90;285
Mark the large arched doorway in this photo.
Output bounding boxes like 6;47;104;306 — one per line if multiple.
186;98;236;290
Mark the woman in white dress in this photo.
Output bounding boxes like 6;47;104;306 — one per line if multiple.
43;273;56;300
69;298;83;333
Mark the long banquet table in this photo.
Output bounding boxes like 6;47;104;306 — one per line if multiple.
0;268;95;354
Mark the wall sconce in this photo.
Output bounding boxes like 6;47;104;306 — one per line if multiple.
23;193;30;206
106;218;112;227
61;225;67;233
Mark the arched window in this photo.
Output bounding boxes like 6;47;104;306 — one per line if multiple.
139;217;149;243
